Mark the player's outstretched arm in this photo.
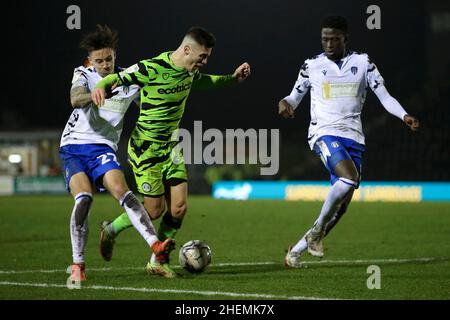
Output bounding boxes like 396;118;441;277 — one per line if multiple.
92;74;121;106
368;58;419;132
192;62;251;90
403;114;420;132
372;84;420;132
278;61;310;118
232;62;251;83
278;99;295;119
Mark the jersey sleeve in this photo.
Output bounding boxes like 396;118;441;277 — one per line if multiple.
118;61;156;87
71;67;89;89
191;72;237;90
283;61;311;109
96;61;155;90
366;55;385;91
366;55;408;121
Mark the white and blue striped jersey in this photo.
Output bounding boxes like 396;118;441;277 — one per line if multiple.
283;52;408;149
60;66;140;151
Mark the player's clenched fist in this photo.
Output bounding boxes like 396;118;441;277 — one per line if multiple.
233;62;251;82
404;115;420;132
278;100;295;119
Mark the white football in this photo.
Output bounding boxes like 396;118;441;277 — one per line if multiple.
178;240;212;273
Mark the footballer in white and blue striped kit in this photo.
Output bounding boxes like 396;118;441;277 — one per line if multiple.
279;15;420;267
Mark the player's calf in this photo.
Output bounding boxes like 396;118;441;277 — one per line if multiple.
70;192;93;264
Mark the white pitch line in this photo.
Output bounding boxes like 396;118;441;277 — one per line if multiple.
305;257;442;265
213;257;446;266
0;268;113;275
0;256;445;275
0;281;336;300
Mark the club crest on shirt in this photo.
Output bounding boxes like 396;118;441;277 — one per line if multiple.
331;141;340;148
351;66;358;75
163;73;170;80
142;183;151;193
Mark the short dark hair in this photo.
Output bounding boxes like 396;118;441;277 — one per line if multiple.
186;26;216;48
321;15;348;34
80;24;119;53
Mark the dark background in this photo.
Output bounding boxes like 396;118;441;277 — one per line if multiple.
2;0;449;191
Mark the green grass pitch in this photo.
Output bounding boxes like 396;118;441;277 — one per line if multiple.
0;195;449;300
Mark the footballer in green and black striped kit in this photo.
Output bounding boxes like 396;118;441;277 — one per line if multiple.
98;51;238;196
94;26;251;278
121;51;236;196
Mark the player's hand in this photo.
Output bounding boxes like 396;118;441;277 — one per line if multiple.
233;62;251;83
404;115;419;132
91;85;118;107
278;100;295;119
91;88;106;106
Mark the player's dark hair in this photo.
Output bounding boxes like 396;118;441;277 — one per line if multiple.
80;24;119;53
321;15;348;34
186;26;216;48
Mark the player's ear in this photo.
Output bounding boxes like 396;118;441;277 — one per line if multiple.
184;45;191;56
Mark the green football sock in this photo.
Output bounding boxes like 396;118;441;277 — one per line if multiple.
111;212;133;236
157;211;182;241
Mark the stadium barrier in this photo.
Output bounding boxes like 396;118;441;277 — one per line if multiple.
212;181;450;202
0;176;66;195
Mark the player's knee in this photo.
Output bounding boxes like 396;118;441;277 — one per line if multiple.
171;202;187;219
109;183;129;201
335;159;359;183
339;171;359;183
144;203;165;220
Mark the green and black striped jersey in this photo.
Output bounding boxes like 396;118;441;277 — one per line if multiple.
96;51;236;142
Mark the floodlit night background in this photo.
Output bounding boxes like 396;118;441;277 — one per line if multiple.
1;0;449;194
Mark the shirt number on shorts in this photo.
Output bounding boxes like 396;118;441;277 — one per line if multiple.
97;153;120;166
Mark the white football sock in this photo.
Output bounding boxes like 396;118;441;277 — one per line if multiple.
120;191;158;247
292;229;310;253
70;192;92;264
314;178;355;231
292;202;348;254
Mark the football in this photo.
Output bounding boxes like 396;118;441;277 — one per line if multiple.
178;240;212;273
